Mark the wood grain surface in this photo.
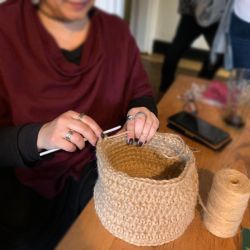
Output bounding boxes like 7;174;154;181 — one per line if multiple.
57;75;250;250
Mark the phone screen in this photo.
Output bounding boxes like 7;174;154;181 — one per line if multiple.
168;111;230;145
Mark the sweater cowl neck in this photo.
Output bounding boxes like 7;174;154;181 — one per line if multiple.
24;0;104;77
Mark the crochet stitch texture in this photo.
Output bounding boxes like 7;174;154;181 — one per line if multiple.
94;133;198;246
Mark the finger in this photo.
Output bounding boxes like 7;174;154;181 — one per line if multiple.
69;120;99;146
126;114;135;144
58;138;77;152
134;113;146;139
136;113;153;145
145;117;159;143
74;113;103;138
65;130;86;150
67;111;102;143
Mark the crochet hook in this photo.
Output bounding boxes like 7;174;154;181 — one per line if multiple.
40;125;121;157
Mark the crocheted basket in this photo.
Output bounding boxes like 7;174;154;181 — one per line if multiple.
94;132;198;246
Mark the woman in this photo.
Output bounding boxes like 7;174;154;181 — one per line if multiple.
0;0;159;249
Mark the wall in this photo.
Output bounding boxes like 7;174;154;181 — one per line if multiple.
130;0;159;53
95;0;125;18
154;0;209;50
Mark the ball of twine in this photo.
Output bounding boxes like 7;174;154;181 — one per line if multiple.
94;132;198;246
202;168;250;238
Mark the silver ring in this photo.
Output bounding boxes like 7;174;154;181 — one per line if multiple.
135;111;147;118
65;130;74;142
78;112;85;122
126;114;134;121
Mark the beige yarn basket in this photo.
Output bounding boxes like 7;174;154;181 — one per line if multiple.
94;132;198;246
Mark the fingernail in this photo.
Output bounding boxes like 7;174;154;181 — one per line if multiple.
127;138;133;145
137;141;143;147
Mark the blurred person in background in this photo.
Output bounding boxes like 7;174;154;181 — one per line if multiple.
211;0;250;70
159;0;223;93
230;0;250;68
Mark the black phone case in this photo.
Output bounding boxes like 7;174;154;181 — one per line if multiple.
167;113;232;151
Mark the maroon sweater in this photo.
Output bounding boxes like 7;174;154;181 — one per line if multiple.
0;0;154;198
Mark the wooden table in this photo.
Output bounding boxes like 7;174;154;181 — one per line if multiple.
57;75;250;250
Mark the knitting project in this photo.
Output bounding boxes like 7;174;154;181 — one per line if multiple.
94;133;198;246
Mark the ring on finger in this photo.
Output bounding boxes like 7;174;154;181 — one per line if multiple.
135;111;147;118
78;112;85;122
65;130;74;142
126;114;134;121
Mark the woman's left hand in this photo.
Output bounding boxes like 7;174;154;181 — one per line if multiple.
125;107;159;146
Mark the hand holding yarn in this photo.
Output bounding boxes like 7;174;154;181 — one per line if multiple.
37;111;102;152
125;107;159;146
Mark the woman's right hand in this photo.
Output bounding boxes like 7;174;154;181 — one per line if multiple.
37;111;103;152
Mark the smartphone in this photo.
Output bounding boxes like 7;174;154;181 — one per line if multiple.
167;111;232;150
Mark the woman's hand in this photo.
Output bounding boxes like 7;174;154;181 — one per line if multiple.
37;111;102;152
125;107;159;146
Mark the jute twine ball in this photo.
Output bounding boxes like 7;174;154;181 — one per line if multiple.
202;169;250;238
94;132;198;246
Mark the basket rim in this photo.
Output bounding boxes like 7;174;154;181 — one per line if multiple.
96;132;196;186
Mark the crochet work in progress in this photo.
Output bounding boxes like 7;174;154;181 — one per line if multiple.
94;133;198;246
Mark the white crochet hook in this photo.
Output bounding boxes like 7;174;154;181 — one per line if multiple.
40;125;121;157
